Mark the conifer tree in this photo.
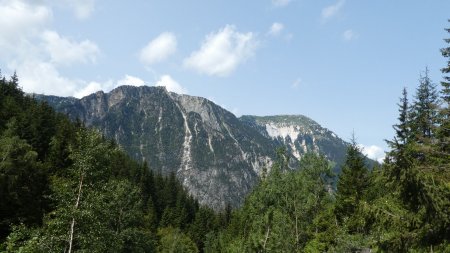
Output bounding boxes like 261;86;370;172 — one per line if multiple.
409;68;439;142
438;19;450;154
441;20;450;106
392;88;410;147
386;87;411;170
335;137;369;228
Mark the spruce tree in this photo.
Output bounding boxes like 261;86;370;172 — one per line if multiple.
438;19;450;154
409;68;439;142
387;88;410;154
440;20;450;106
335;137;369;227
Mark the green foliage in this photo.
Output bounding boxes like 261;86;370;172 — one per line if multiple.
409;68;440;142
208;20;450;251
215;151;334;252
437;20;450;158
0;72;219;252
0;122;48;240
334;139;369;231
157;227;198;253
440;20;450;106
370;64;450;250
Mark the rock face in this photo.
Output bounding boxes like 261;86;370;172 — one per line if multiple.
240;115;349;174
38;85;350;209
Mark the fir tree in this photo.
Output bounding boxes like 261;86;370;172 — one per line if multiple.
387;88;411;158
438;19;450;154
409;68;439;142
440;20;450;106
335;137;369;228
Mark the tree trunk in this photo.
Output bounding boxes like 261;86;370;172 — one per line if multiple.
262;225;270;251
68;173;83;253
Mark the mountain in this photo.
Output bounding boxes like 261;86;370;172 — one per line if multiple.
37;86;276;210
239;115;349;174
37;85;350;209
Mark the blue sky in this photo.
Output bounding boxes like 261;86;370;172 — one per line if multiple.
1;0;449;162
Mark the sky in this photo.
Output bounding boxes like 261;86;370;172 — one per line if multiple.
1;0;449;162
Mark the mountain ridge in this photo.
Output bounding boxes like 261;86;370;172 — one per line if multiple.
36;85;351;209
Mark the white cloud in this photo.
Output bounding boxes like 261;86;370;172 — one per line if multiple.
0;0;103;97
155;75;187;94
11;59;110;98
0;0;52;56
42;30;99;65
62;0;96;20
184;25;258;77
358;144;385;163
117;75;145;87
272;0;292;7
73;81;104;98
291;78;301;89
342;29;358;41
268;22;284;37
321;0;345;22
139;32;177;65
13;60;78;96
73;74;187;98
74;75;147;98
75;74;148;98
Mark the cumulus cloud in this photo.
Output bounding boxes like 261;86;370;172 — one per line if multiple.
321;0;345;22
0;0;103;97
11;59;78;96
74;81;106;98
8;29;101;96
73;75;148;98
342;29;358;41
268;22;284;37
117;75;145;87
156;75;187;94
42;30;99;65
358;144;386;163
272;0;292;7
184;25;258;77
139;32;177;65
0;0;52;55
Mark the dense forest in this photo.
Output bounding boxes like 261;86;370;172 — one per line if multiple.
0;21;449;252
